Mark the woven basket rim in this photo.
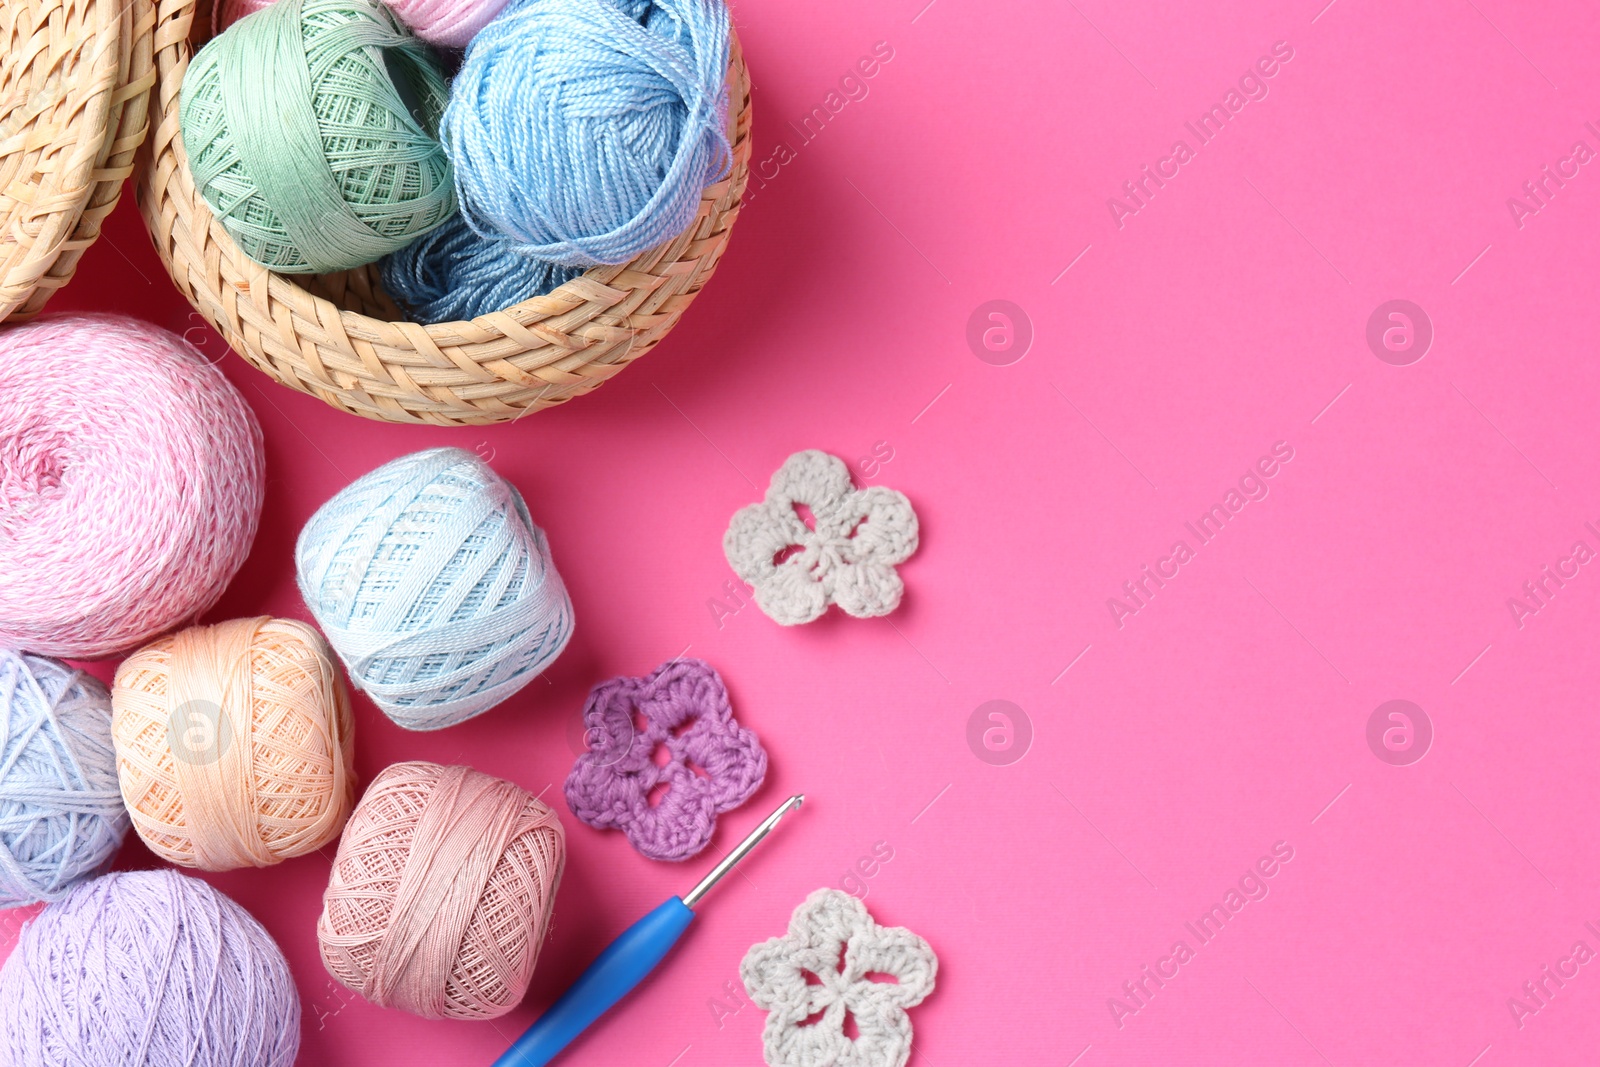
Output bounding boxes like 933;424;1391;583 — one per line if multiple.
0;0;157;320
137;0;751;425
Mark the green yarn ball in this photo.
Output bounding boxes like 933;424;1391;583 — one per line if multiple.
179;0;456;275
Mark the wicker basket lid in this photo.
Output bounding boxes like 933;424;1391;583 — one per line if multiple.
0;0;155;320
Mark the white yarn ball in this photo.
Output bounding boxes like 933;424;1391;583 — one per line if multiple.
295;448;574;730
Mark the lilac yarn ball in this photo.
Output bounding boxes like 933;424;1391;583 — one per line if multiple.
0;650;129;908
0;869;300;1067
0;315;265;659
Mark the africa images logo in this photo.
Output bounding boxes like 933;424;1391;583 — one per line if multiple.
1106;41;1296;229
1108;841;1296;1029
1106;441;1295;628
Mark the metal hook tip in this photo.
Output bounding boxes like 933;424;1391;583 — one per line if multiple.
682;793;806;908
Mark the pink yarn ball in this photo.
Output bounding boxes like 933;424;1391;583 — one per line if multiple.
385;0;511;47
211;0;277;31
0;315;265;659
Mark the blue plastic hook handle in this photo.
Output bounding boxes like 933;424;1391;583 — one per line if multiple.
492;897;696;1067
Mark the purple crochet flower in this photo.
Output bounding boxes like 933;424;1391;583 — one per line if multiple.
564;658;766;862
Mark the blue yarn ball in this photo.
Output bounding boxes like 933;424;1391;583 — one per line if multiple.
295;448;575;731
441;0;732;268
380;214;582;323
0;651;129;908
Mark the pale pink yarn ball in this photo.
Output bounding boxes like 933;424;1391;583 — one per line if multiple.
386;0;512;47
318;761;564;1020
0;315;265;659
214;0;500;48
211;0;277;31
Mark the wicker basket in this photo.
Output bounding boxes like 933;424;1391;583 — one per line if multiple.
136;0;751;426
0;0;156;320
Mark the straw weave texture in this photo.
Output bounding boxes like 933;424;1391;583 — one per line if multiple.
0;0;155;319
137;0;750;425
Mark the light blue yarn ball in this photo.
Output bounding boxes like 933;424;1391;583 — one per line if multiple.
0;651;129;908
441;0;732;269
295;448;575;731
380;214;582;323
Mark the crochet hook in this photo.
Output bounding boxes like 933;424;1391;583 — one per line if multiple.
492;794;805;1067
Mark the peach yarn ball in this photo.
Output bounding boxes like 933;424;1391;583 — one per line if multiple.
318;761;565;1020
111;617;355;871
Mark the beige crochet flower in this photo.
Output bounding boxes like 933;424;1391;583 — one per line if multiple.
724;451;918;626
741;889;937;1067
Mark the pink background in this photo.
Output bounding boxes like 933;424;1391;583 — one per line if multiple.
7;0;1600;1062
